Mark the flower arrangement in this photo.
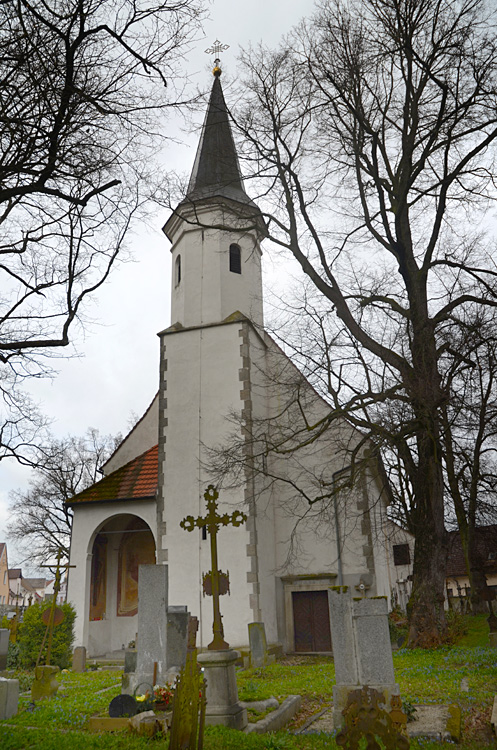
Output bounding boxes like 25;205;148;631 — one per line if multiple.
153;682;174;708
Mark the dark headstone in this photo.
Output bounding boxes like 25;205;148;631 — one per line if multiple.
124;650;137;674
0;630;9;672
108;693;137;718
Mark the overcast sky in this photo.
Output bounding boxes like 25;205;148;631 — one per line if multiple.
0;0;317;568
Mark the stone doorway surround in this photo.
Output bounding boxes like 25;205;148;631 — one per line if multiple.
281;574;337;653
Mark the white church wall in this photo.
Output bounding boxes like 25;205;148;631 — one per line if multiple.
103;394;159;475
67;500;157;654
242;324;280;645
159;320;255;649
244;330;387;650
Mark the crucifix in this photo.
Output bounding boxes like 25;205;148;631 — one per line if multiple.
38;548;76;666
180;485;247;650
204;38;230;75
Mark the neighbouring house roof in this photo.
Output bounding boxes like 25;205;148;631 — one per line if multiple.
8;569;21;579
22;577;47;590
67;444;158;505
446;526;497;578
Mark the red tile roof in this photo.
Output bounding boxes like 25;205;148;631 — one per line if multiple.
68;445;158;505
446;525;497;577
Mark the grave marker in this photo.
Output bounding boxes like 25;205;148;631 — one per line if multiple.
328;586;407;743
248;622;268;668
0;629;9;671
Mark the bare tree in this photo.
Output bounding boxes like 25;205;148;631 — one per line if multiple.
216;0;497;645
0;0;204;463
441;315;497;612
8;428;120;567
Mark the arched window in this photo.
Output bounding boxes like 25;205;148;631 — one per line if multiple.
229;244;241;274
175;254;181;286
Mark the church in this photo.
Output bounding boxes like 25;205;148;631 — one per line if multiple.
66;64;410;658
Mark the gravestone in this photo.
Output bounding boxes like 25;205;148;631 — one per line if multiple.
248;622;268;668
72;646;86;673
0;676;19;719
0;629;9;671
122;564;189;695
134;564;169;690
167;606;189;672
124;649;138;674
109;693;138;718
328;587;402;731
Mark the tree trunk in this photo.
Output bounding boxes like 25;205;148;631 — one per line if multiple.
405;329;448;646
407;494;448;647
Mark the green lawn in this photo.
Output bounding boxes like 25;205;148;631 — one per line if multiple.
1;617;496;749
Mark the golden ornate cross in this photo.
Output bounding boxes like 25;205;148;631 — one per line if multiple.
180;485;246;650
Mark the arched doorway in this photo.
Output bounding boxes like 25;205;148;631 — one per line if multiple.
88;514;156;656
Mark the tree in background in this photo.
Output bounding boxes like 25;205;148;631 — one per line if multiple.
0;0;204;464
8;429;120;567
225;0;497;645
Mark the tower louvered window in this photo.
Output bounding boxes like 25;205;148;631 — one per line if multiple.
175;254;181;286
229;244;241;274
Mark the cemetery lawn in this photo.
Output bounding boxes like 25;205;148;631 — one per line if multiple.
0;630;496;749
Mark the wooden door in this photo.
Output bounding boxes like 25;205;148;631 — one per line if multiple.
292;590;332;652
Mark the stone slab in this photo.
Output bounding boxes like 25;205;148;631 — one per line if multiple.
406;704;461;741
0;677;19;719
89;715;130;732
299;702;461;741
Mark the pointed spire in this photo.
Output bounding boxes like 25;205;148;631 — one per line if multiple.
186;72;254;207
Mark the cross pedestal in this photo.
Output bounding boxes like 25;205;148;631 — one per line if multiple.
197;649;247;730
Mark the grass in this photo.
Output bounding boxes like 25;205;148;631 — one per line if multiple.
1;616;496;749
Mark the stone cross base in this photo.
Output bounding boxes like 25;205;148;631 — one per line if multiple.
333;683;400;730
197;649;247;730
31;665;60;701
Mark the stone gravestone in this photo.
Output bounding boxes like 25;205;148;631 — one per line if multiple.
167;605;189;674
122;564;189;696
248;622;268;668
0;676;19;719
328;587;401;730
134;564;169;692
72;646;86;673
0;629;9;671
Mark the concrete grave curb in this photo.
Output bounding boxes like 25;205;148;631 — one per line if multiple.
244;695;301;734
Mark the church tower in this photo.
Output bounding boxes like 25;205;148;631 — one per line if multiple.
163;69;266;329
156;66;270;648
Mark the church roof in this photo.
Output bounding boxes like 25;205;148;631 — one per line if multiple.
185;73;257;208
67;445;158;505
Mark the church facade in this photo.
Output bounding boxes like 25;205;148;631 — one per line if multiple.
66;69;407;658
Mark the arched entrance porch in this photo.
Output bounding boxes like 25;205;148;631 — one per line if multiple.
87;514;156;657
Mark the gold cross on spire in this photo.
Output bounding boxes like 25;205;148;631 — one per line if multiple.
204;39;230;77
